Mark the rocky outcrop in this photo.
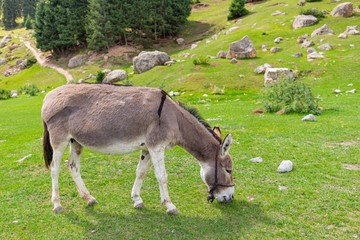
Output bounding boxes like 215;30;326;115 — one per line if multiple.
344;25;360;35
331;2;353;17
293;15;318;29
102;69;127;84
264;68;294;86
68;54;88;68
133;51;170;74
0;35;11;48
227;35;256;59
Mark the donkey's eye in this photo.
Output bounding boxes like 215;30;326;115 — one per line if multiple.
226;169;232;174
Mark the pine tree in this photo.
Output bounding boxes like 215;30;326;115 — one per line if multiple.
2;0;18;29
22;0;36;22
227;0;249;20
86;0;109;51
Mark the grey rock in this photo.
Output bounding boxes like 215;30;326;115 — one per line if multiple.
227;35;256;59
264;68;294;86
216;50;227;59
254;63;271;74
331;2;353;17
277;160;293;173
338;33;348;39
311;24;335;37
133;51;170;74
190;44;198;50
249;157;263;163
270;47;281;53
226;26;240;35
307;52;324;61
274;37;283;44
302;114;316;121
297;0;306;6
293;15;318;29
292;52;303;58
0;34;11;48
230;58;238;64
297;34;308;44
102;69;127;84
301;40;315;48
318;43;332;51
0;58;6;65
344;25;360;35
68;54;88;68
307;47;317;54
176;38;184;45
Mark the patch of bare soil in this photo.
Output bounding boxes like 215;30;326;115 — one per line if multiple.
324;141;358;148
192;3;210;11
342;164;360;171
107;45;138;58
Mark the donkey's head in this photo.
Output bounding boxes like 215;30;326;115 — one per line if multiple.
200;127;234;203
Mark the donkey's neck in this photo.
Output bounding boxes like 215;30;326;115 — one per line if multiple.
177;112;220;163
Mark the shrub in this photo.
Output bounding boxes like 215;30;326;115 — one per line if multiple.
26;57;37;68
300;8;325;19
24;16;33;30
228;0;249;20
96;71;105;83
193;56;210;66
0;89;11;100
263;79;321;115
18;84;40;96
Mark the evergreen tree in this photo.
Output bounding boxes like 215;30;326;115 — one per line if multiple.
86;0;109;51
22;0;36;22
2;0;18;29
227;0;249;20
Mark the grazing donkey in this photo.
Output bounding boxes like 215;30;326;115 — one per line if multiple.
42;84;234;214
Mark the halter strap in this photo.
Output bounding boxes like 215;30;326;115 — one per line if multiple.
207;149;235;203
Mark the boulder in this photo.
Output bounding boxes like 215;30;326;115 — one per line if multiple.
227;35;256;59
338;33;348;39
68;54;88;68
0;34;11;48
318;43;332;51
307;52;324;61
344;25;360;35
331;2;353;17
292;15;318;29
297;34;308;44
307;47;317;54
264;68;294;86
133;51;170;74
292;52;303;58
311;24;335;37
102;69;127;84
0;58;6;65
297;0;306;6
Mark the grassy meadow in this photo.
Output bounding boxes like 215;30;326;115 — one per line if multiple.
0;0;359;239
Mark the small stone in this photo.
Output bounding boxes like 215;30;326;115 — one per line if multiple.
202;94;208;97
334;89;341;94
249;157;263;163
274;37;283;44
292;52;303;58
302;114;316;121
346;89;356;94
277;160;293;173
270;47;281;53
176;38;184;45
278;185;288;191
190;44;198;50
239;74;245;78
338;33;348;39
230;58;238;64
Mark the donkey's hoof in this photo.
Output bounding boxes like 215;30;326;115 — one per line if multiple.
134;202;145;209
53;206;63;214
87;198;98;206
166;208;179;215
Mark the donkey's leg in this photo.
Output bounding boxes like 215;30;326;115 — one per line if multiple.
148;147;178;215
131;150;151;209
51;142;68;213
68;140;97;206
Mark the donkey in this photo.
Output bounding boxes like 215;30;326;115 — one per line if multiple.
42;83;234;214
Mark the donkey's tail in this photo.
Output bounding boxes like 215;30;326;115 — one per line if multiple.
42;121;53;169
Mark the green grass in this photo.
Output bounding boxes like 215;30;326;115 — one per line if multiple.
1;0;360;239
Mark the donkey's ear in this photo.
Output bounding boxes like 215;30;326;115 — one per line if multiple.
213;126;221;139
221;134;232;156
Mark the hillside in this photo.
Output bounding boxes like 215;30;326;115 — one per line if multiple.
0;1;359;239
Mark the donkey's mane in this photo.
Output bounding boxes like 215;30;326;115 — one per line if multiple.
179;102;222;144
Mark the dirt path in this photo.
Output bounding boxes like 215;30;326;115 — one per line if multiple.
21;40;73;82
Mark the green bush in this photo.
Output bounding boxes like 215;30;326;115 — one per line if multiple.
193;56;210;66
0;89;11;100
96;71;105;83
26;57;37;68
263;79;321;115
227;0;249;20
300;8;325;19
18;84;40;96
